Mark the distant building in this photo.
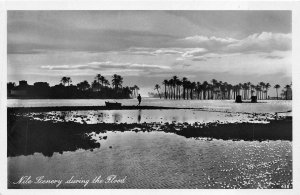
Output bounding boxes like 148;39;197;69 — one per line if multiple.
10;80;30;96
19;80;28;87
34;82;50;88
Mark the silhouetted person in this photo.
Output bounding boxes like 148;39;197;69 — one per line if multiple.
137;94;142;106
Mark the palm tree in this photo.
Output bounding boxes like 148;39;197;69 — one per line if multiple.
172;76;179;99
77;80;90;91
259;82;265;99
91;80;101;91
274;84;281;100
255;85;261;100
169;79;174;99
190;82;196;100
247;82;251;99
154;84;161;99
265;83;271;99
176;80;182;99
202;81;209;99
112;74;123;90
182;77;188;100
67;77;72;86
95;74;102;84
185;81;189;99
61;77;71;86
227;84;233;99
211;79;218;99
250;84;256;97
99;75;107;86
196;82;202;99
163;80;168;99
238;83;242;96
103;79;110;87
284;85;291;100
168;79;173;99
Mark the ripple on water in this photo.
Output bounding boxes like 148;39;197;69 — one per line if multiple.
8;131;292;189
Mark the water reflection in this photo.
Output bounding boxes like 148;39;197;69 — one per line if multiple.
7;118;101;157
112;112;122;123
23;109;281;125
137;109;142;123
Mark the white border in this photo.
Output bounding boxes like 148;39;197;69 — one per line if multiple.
1;1;300;195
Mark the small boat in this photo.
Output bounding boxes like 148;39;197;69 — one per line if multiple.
105;101;122;108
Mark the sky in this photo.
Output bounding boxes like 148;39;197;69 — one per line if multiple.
7;11;292;96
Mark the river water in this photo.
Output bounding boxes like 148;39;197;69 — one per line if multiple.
7;98;292;113
7;99;293;189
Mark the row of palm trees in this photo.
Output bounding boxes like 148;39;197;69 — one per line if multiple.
154;76;291;100
61;74;139;97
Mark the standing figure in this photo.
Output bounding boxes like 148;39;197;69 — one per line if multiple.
137;94;142;106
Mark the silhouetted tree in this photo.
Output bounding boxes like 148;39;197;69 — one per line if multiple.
77;80;90;91
284;85;291;100
265;83;271;99
61;77;72;86
163;80;168;99
154;84;161;99
274;84;281;100
112;74;123;91
7;82;16;91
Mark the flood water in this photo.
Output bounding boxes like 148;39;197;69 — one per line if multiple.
8;131;292;189
8;98;292;113
7;99;293;189
21;109;281;124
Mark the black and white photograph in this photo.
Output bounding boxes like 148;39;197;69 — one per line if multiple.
1;1;299;193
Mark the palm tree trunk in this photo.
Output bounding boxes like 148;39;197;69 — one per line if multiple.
157;89;161;99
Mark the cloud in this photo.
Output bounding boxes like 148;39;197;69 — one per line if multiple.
184;52;240;61
126;47;208;57
261;54;285;60
126;47;184;56
174;35;238;50
178;32;291;61
40;61;171;72
41;64;88;70
226;32;291;53
179;32;291;53
181;48;208;58
183;35;238;43
153;49;183;55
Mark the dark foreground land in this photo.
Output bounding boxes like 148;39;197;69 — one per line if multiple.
8;107;292;157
